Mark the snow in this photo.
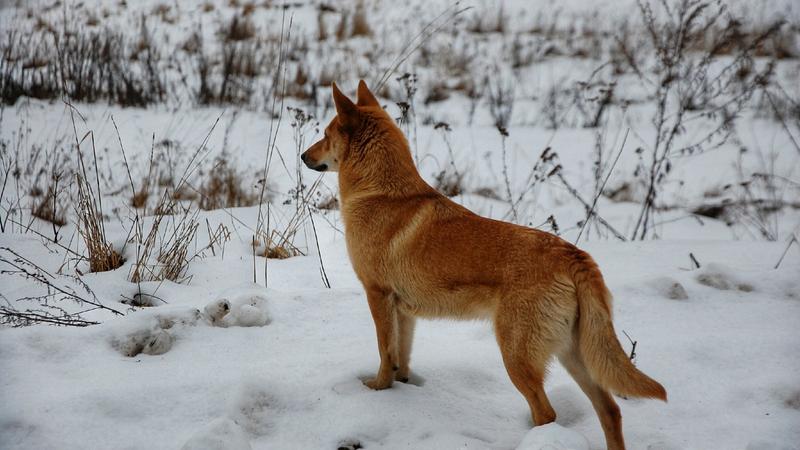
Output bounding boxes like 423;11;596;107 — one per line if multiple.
516;423;589;450
2;230;799;449
182;418;253;450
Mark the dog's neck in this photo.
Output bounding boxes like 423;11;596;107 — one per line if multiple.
338;133;431;203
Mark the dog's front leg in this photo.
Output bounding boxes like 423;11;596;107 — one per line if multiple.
363;286;397;390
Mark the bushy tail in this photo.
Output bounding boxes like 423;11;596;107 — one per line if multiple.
575;271;667;401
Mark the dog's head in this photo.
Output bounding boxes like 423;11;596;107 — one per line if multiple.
301;80;382;173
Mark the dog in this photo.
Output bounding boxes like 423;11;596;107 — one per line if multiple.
301;80;666;450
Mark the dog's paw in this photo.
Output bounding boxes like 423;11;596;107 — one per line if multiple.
362;377;393;390
394;370;410;383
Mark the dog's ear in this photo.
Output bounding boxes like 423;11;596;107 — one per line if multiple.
332;82;360;131
356;80;379;107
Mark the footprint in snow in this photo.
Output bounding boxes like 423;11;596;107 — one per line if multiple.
181;418;251;450
695;262;755;292
228;382;283;437
649;276;689;300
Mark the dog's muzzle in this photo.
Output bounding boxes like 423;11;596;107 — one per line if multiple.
301;152;327;172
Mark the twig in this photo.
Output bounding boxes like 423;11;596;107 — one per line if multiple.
307;205;330;289
575;128;629;244
0;306;99;327
373;4;472;91
774;234;798;269
689;252;701;269
622;330;637;362
553;171;626;241
0;247;124;316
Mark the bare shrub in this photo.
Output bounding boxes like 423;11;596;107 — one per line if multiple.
196;32;266;105
423;79;450;105
128;199;199;284
335;1;372;41
316;7;328;41
198;157;258;211
222;16;256;42
578;80;616;129
693;141;800;240
0;19;165;106
131;188;149;209
433;121;464;197
351;1;373;37
467;3;507;34
254;107;320;261
539;83;564;130
434;170;465;197
626;0;779;239
31;173;67;228
487;73;515;128
0;247;123;327
394;73;419;161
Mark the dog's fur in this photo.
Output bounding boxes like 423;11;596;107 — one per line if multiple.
301;81;666;450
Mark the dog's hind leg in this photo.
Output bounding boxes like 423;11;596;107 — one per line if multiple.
495;291;576;426
559;349;625;450
395;310;416;382
499;346;556;426
494;307;555;424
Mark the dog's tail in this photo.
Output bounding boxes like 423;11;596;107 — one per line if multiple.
573;261;667;401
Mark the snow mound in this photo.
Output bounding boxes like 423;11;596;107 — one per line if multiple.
695;263;755;292
515;423;589;450
181;418;252;450
648;276;689;300
109;308;202;357
204;285;271;327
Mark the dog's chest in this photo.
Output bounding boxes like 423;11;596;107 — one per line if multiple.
342;210;391;281
342;200;420;283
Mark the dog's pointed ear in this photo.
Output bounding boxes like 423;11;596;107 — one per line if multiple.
332;82;360;130
356;80;379;107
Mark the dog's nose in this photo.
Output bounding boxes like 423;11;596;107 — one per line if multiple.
301;153;308;163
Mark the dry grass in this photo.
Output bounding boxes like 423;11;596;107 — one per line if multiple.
222;16;256;42
156;212;199;282
30;168;67;227
198;158;258;211
129;194;199;284
32;188;66;227
76;173;124;273
1;21;165;106
434;170;464;197
336;1;372;40
131;188;149;209
351;2;372;37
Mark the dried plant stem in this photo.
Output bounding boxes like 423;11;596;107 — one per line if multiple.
554;171;626;241
575;128;629;244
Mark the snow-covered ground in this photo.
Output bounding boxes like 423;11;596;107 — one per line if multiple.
2;0;800;449
2;221;799;449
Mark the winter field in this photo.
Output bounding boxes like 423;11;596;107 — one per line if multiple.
1;0;800;449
